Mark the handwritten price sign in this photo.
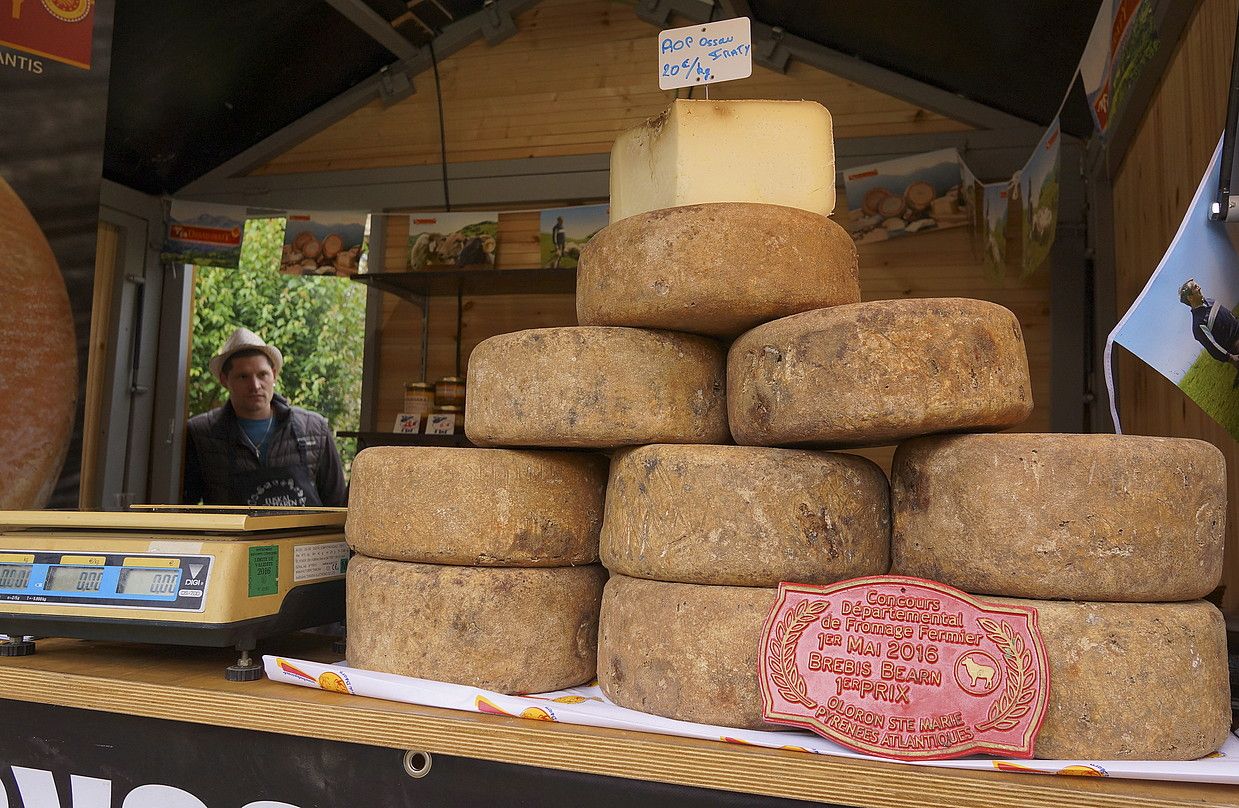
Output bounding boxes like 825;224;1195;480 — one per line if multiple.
658;17;752;91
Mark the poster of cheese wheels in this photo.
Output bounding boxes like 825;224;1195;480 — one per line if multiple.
842;148;969;244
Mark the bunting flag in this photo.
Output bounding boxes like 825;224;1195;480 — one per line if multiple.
1080;0;1159;134
981;183;1010;278
161;201;247;268
959;156;982;249
281;211;367;277
405;212;498;271
538;204;608;269
1018;118;1062;276
841;148;968;244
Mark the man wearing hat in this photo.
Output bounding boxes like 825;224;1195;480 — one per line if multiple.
1180;278;1239;367
183;328;347;507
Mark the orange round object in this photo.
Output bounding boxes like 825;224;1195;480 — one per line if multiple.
0;176;77;508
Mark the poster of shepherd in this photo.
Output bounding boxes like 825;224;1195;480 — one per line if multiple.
841;148;968;244
1018;118;1061;277
1110;138;1239;441
539;204;609;269
281;211;368;276
982;183;1009;278
406;212;498;271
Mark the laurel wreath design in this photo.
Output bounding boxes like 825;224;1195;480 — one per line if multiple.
767;599;828;709
974;617;1037;732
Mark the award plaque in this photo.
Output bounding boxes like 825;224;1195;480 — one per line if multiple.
759;576;1049;761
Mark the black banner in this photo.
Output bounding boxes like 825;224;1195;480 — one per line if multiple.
0;700;833;808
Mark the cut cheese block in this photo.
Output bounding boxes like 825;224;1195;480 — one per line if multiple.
609;100;835;224
347;555;606;694
0;176;76;509
347;446;608;566
577;203;859;338
601;444;890;586
989;598;1230;760
728;298;1032;447
466;327;729;448
892;434;1226;601
598;574;776;728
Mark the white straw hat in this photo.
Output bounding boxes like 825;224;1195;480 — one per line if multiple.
209;327;284;383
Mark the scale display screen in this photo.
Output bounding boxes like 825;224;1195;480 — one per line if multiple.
0;563;31;590
45;566;105;593
117;567;181;596
0;552;208;611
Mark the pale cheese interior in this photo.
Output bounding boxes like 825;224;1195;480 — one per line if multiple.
609;99;836;223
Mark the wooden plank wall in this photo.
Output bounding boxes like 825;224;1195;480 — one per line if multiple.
1112;0;1239;614
251;0;967;176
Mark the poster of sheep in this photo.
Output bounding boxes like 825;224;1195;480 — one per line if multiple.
281;211;368;276
1018;118;1061;276
1108;137;1239;442
539;204;608;269
406;212;498;271
841;148;969;244
981;183;1009;278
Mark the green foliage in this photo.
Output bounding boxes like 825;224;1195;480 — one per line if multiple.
189;218;366;475
1178;347;1239;442
1110;3;1159;123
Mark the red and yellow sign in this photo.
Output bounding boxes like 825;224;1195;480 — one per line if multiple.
0;0;94;69
759;577;1049;761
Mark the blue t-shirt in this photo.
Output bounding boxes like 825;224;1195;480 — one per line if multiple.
238;416;274;464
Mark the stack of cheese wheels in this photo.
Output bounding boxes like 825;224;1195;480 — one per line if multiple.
891;433;1231;759
597;444;890;728
344;447;609;694
461;100;893;728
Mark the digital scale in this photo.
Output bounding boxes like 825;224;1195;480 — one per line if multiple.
0;506;349;680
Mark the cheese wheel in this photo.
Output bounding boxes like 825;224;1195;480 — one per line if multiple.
728;298;1033;447
466;327;729;448
0;177;76;509
609;99;836;223
601;444;890;586
598;574;776;728
989;598;1230;760
892;434;1226;601
577;203;859;338
347;555;606;694
347;446;608;566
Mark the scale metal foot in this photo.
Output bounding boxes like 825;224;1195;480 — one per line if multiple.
0;638;35;656
225;648;263;682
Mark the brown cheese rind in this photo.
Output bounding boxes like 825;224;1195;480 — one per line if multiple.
601;444;890;586
0;177;76;509
466;326;729;448
892;434;1226;601
347;446;609;566
347;556;606;694
727;298;1033;448
597;575;776;728
577;203;859;338
989;598;1230;760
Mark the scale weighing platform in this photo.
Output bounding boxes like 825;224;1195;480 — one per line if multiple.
0;506;349;680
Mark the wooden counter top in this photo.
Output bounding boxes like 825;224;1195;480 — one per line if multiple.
0;636;1234;808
